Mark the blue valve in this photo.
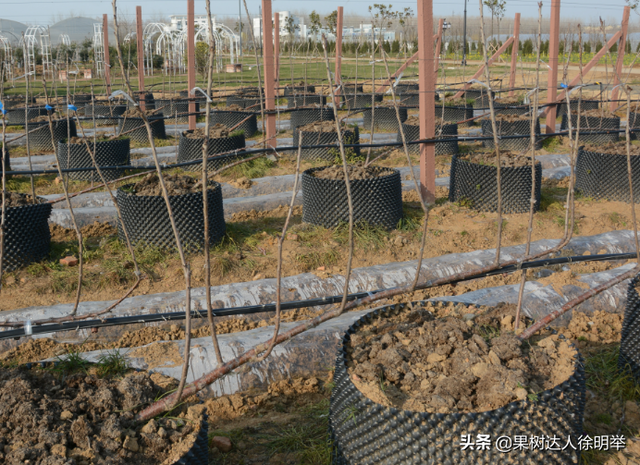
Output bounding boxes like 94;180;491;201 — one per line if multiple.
45;104;53;111
67;104;78;112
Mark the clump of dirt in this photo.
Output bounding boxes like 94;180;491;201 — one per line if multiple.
583;142;640;156
459;151;532;168
129;173;204;196
311;164;393;180
0;367;203;465
49;222;117;242
404;115;446;126
348;303;575;413
3;192;40;208
122;108;159;117
570;109;616;118
229;177;253;189
297;120;340;133
561;310;623;344
537;269;590;297
184;123;230;139
491;113;532;122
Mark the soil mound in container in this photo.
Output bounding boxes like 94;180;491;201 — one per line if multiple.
184;123;230;139
130;173;203;196
582;141;640;155
310;164;392;180
29;115;56;123
298;120;340;132
490;113;532;122
0;367;203;465
347;303;574;413
495;96;524;105
122;108;158;117
66;136;117;144
459;151;532;168
3;192;40;208
570;109;614;118
225;104;244;111
441;98;473;107
405;115;445;126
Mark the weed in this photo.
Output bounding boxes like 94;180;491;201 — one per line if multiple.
295;250;339;271
96;349;129;378
223;156;274;179
54;348;91;374
456;197;474;208
542;136;563;151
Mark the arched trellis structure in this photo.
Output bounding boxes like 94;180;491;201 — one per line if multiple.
216;24;240;65
156;29;182;75
143;23;166;76
24;25;53;78
193;27;224;73
94;23;104;78
0;34;14;82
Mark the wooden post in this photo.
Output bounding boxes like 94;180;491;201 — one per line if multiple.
187;0;196;130
274;13;280;91
545;0;561;134
103;14;112;95
417;0;435;203
334;6;344;106
136;6;145;110
508;13;520;97
261;0;277;146
610;6;630;112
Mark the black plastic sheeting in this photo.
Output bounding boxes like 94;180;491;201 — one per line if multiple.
301;166;402;229
2;198;52;273
116;182;226;250
363;107;408;132
58;138;130;182
330;302;586;465
449;154;542;214
481;118;542;151
177;130;246;171
398;122;458;156
560;114;620;145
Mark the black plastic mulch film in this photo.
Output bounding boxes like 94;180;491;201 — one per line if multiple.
84;104;127;126
297;127;360;162
2;198;52;272
177;131;246;171
287;94;327;108
363;107;408;132
301;166;402;229
576;147;640;203
29;119;78;152
209;110;258;137
398;122;459;156
116;183;226;250
58;139;130;182
560;114;620;145
117;115;167;144
481;118;542;152
329;302;586;465
449;154;542;214
619;274;640;383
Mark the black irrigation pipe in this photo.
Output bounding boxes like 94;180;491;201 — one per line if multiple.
0;251;635;340
6;127;639;177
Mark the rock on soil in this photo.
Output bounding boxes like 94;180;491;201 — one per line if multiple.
459;151;533;168
311;164;394;180
3;192;41;208
0;367;203;465
129;173;204;196
183;123;230;139
583;142;640;156
348;303;576;413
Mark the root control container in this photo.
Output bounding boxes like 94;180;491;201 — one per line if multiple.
28;119;78;152
295;126;360;162
287;94;327;108
177;130;246;171
620;273;640;384
117;114;167;145
84;104;127;126
575;146;640;203
481;117;542;152
209;110;258;138
116;182;226;250
398;121;458;156
435;104;475;127
301;165;402;229
449;154;542;214
362;107;408;132
330;302;586;465
290;108;335;133
560;114;620;145
58;138;130;182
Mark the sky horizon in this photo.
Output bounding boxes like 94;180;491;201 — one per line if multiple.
0;0;635;26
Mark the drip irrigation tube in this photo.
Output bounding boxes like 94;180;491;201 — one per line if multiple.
0;251;635;340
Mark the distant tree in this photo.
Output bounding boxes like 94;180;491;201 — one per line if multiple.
325;10;338;36
397;7;414;55
584;42;592;53
596;41;603;52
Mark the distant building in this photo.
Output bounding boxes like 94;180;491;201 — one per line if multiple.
253;11;307;44
169;15;214;32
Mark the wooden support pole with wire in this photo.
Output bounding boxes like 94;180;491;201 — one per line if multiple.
135;6;145;110
508;13;521;97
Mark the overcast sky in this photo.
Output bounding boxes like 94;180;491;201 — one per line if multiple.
1;0;634;25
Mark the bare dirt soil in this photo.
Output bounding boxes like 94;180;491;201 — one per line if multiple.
3;192;40;208
310;164;393;180
129;173;204;196
297;120;340;133
583;142;640;156
184;124;231;139
458;151;533;167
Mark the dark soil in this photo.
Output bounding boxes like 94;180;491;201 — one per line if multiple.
459;151;533;168
3;192;40;208
298;120;341;133
0;367;203;465
583;142;640;155
184;124;230;139
311;164;393;180
347;302;575;413
129;173;204;196
570;109;616;118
